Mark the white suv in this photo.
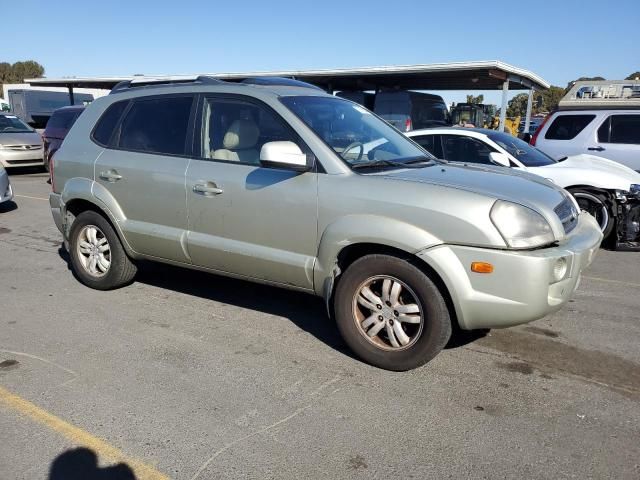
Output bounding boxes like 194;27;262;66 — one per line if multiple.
532;110;640;172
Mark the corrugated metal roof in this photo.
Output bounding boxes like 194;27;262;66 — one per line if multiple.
25;60;550;92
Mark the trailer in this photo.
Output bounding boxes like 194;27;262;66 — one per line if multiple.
7;89;94;128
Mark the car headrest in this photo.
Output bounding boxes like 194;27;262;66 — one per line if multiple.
223;119;259;150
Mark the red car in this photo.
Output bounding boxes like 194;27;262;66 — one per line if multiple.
42;105;85;172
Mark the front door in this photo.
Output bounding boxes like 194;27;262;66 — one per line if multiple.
185;95;318;289
94;94;195;262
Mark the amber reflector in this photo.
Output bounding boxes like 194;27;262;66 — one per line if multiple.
471;262;494;274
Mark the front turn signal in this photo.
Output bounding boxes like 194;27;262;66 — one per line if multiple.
471;262;494;274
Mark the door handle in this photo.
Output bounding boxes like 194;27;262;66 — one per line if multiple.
99;170;123;182
193;182;224;195
588;146;605;152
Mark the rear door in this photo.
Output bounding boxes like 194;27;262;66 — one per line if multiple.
94;94;195;262
595;113;640;171
185;94;318;289
535;113;597;159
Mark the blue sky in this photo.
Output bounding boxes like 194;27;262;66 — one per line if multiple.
3;0;638;105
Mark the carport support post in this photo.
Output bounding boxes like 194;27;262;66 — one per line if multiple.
499;80;509;132
67;85;75;106
524;88;534;134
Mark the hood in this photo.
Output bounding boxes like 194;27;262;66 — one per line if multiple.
374;162;566;212
535;154;640;191
0;131;42;146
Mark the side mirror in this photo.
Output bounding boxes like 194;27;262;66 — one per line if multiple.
260;141;310;172
489;151;511;167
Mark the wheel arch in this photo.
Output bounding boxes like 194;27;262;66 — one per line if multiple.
325;241;458;330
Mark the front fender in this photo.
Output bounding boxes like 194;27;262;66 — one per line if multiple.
313;214;442;298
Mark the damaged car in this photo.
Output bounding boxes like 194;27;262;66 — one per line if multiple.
407;128;640;250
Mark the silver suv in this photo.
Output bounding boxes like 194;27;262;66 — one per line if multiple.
49;76;603;370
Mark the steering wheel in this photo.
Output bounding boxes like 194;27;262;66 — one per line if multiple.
341;142;364;162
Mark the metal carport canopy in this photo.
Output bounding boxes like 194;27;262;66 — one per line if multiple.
25;60;550;92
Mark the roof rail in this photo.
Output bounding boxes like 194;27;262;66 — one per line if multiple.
240;76;324;91
109;75;225;94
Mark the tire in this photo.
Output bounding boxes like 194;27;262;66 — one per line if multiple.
68;210;137;290
569;189;614;240
334;254;451;371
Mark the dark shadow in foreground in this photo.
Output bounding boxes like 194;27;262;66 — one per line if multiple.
0;200;18;213
49;448;136;480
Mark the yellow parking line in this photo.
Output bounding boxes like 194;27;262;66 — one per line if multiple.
0;385;169;480
15;194;49;201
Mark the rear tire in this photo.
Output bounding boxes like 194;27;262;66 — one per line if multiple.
334;254;451;371
68;210;137;290
569;189;614;240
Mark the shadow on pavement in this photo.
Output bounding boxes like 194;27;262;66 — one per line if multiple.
49;448;136;480
56;249;487;361
0;200;18;213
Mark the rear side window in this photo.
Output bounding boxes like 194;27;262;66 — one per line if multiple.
598;115;640;145
544;114;595;140
47;110;81;130
92;101;128;146
118;96;193;155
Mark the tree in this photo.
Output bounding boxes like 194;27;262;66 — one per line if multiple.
540;86;565;113
626;72;640;80
465;94;484;104
0;60;45;97
506;93;529;118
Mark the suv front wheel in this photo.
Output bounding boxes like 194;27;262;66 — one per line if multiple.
68;210;137;290
334;254;451;371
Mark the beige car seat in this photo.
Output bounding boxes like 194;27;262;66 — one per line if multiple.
212;119;260;163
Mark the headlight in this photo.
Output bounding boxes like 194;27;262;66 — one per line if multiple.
490;200;555;249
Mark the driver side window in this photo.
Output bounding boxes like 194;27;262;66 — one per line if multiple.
200;97;301;165
441;135;496;164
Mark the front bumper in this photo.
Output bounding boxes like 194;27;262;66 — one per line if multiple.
417;214;603;330
0;147;44;168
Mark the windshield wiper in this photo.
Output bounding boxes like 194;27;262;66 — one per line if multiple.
351;158;432;170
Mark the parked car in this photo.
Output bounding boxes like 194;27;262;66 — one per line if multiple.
0;113;44;168
49;76;602;370
407;128;640;249
373;90;450;131
336;91;375;110
42;105;85;172
532;110;640;172
0;164;13;204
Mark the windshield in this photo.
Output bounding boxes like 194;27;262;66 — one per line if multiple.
487;131;556;167
0;115;33;133
280;96;434;168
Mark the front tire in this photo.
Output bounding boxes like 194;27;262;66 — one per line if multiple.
68;210;137;290
569;189;614;240
334;254;451;371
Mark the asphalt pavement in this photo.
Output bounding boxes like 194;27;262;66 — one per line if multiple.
1;168;639;479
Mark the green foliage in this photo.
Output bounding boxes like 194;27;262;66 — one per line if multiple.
465;94;484;104
626;71;640;80
506;93;529;118
0;60;45;96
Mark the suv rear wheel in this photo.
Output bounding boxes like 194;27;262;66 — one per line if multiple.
334;254;451;371
68;210;137;290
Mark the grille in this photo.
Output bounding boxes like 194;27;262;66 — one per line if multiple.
3;144;41;151
555;197;579;234
6;159;42;165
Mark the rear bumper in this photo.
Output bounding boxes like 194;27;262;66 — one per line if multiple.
0;170;12;203
0;148;44;167
50;192;64;233
417;214;603;330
